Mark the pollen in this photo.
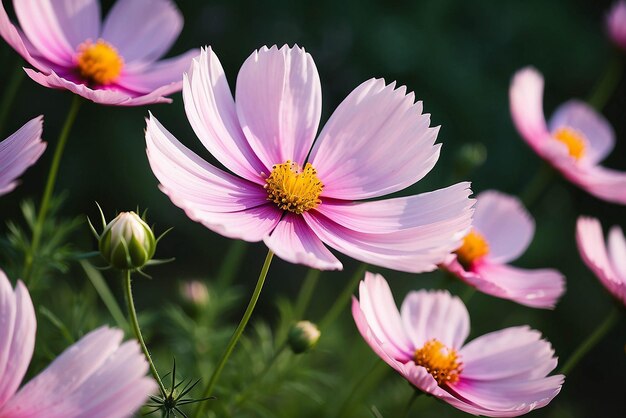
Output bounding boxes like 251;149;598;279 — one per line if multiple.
553;127;586;160
414;339;463;386
455;229;489;267
264;161;323;214
76;40;124;85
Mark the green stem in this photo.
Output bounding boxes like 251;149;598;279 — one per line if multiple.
194;249;274;418
461;286;476;305
216;240;248;287
294;269;321;320
559;306;621;375
22;95;82;282
0;62;24;135
520;163;553;209
123;269;167;395
402;391;422;418
587;53;623;111
334;360;388;418
319;264;367;330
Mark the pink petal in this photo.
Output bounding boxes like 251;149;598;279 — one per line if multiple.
101;0;182;65
509;67;550;154
303;184;473;273
400;289;469;350
473;191;534;264
145;114;281;242
0;116;46;196
558;162;626;205
471;262;565;309
608;225;626;279
183;47;268;184
548;100;615;165
235;45;322;168
308;78;441;200
607;1;626;50
263;213;342;270
576;217;626;305
0;273;36;409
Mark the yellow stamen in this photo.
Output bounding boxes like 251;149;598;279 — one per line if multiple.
76;40;124;85
455;229;489;267
553;127;586;160
264;160;323;214
414;339;463;385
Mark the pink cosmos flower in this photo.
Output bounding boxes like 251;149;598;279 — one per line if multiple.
576;217;626;306
352;272;564;417
0;0;198;106
0;268;155;418
145;45;474;272
0;116;46;196
607;1;626;50
442;190;565;309
509;67;626;205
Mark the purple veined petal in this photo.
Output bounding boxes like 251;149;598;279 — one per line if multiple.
0;273;36;410
236;45;322;168
473;191;534;264
548;100;615;165
263;213;342;270
608;225;626;279
355;273;414;361
471;262;565;309
183;47;268;183
509;67;551;154
400;290;469;351
0;116;46;197
558;162;626;205
308;78;441;200
101;0;183;65
459;326;558;381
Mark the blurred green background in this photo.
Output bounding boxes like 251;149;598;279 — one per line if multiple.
0;0;624;417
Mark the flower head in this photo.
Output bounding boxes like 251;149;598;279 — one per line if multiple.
288;320;321;354
146;45;474;272
0;269;155;417
576;217;626;306
98;211;157;270
0;116;46;196
352;272;564;417
442;191;565;309
509;67;626;204
0;0;199;106
607;1;626;51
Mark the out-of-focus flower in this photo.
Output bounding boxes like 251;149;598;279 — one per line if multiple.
180;280;209;306
607;1;626;50
509;67;626;205
288;320;321;354
97;211;156;270
0;269;155;417
0;0;198;106
352;272;564;417
442;190;565;309
146;45;474;272
0;116;46;196
576;217;626;306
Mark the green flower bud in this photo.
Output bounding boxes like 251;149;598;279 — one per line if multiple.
288;320;321;354
98;211;156;270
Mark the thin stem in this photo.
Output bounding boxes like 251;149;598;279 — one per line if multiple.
402;391;422;418
0;61;24;135
559;306;621;375
194;249;274;418
587;53;623;111
520;163;553;209
216;240;248;287
319;263;367;330
123;269;167;395
461;286;476;305
294;269;321;320
334;360;388;418
22;95;82;282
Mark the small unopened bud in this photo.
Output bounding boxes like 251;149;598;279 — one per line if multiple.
180;280;209;306
99;211;156;270
288;321;321;354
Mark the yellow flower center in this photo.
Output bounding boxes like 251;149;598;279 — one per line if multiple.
553;127;586;160
455;229;489;267
264;161;323;214
414;339;463;385
76;40;124;85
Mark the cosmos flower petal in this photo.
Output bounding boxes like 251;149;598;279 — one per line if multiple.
236;45;322;167
608;225;626;278
400;290;469;350
308;78;441;200
184;47;268;183
607;1;626;50
263;214;342;270
473;191;534;264
509;67;550;153
548;100;615;165
101;0;183;64
0;274;36;409
556;163;626;205
0;116;46;196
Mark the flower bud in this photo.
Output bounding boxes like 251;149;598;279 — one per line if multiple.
288;320;321;354
180;280;210;307
99;211;156;270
